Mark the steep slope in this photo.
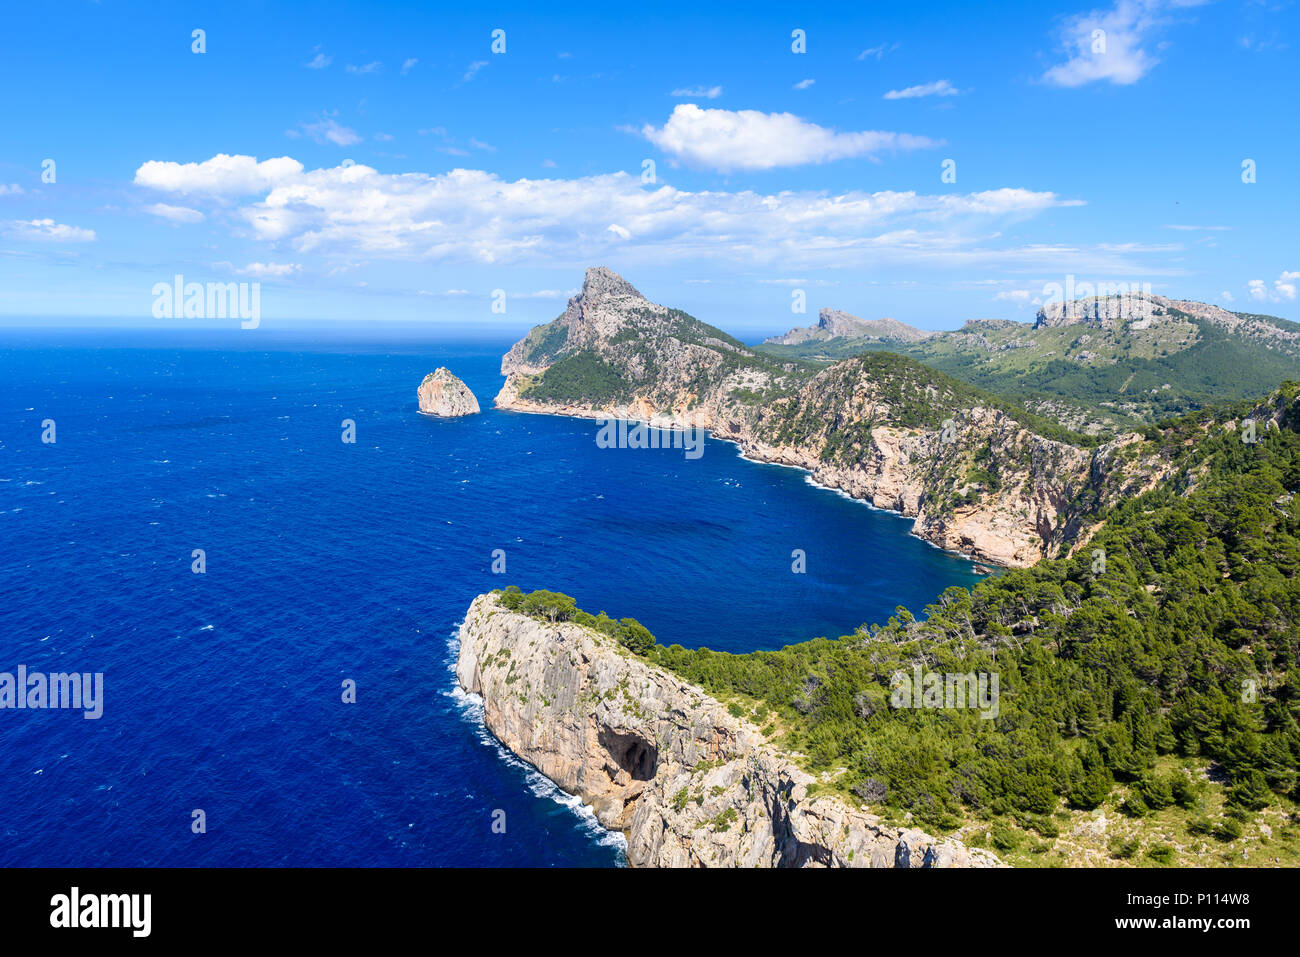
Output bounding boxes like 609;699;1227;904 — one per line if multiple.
456;591;1002;867
497;265;801;425
496;267;1161;567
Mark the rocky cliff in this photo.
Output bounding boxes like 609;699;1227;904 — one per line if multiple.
456;593;1003;868
418;367;480;417
495;267;1165;567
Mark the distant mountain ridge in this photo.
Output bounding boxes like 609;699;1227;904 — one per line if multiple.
756;291;1300;433
764;308;933;346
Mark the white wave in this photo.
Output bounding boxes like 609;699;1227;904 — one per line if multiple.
445;625;628;860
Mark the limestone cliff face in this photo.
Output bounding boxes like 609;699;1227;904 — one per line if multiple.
418;367;480;417
456;593;1003;868
721;406;1096;568
494;268;1168;568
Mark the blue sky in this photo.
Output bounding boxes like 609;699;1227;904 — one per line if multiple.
0;0;1295;334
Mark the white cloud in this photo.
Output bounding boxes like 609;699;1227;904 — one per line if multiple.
401;58;418;75
1164;224;1231;231
305;53;331;69
639;104;941;172
135;154;305;195
857;43;898;61
995;289;1033;304
4;218;96;242
299;116;362;146
0;184;24;195
1220;290;1234;302
1247;271;1298;302
670;85;722;99
1041;0;1202;88
346;61;382;75
131;154;1101;274
237;262;301;278
793;78;815;90
514;289;580;299
462;60;489;82
883;79;963;99
145;203;205;223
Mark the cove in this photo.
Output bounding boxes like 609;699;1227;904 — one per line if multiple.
0;333;983;866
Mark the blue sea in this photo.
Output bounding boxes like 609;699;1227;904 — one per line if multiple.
0;330;983;867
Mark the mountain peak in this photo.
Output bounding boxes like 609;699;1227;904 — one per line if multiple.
581;266;644;302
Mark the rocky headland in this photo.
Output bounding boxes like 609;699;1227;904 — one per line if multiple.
493;267;1170;567
456;592;1003;868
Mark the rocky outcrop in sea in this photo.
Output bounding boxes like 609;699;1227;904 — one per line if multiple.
418;367;480;417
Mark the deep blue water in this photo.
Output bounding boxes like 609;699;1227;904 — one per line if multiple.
0;331;983;866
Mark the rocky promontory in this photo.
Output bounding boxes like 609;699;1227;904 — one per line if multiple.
493;267;1169;567
418;367;480;417
456;592;1003;868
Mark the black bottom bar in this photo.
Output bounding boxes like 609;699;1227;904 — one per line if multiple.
0;866;1281;944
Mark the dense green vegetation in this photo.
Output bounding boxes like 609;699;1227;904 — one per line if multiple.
651;387;1300;834
521;352;630;404
495;585;656;655
758;352;1098;451
520;322;570;366
498;388;1300;847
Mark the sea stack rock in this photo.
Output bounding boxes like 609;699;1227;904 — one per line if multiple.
418;367;480;417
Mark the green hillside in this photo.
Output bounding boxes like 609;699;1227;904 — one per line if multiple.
756;308;1300;435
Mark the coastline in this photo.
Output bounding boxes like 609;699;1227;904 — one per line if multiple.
493;395;1006;571
455;592;1004;868
446;624;630;863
